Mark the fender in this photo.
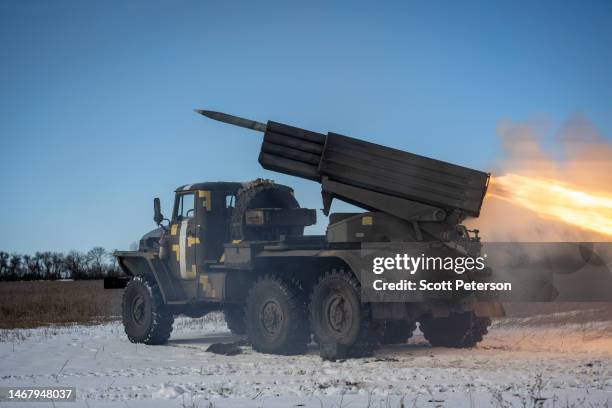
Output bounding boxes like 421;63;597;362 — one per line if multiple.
113;251;187;303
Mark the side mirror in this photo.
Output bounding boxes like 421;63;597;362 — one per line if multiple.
153;197;164;225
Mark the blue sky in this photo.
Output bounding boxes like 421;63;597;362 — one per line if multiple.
1;0;611;253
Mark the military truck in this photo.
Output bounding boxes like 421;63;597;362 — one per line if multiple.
107;110;503;359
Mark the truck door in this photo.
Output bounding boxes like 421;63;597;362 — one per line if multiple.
168;192;198;280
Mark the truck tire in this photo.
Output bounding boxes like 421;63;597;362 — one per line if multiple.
245;276;309;355
419;312;491;348
310;270;382;359
223;305;247;335
381;320;417;344
122;275;174;345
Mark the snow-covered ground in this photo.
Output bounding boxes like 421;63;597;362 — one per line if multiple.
1;312;611;407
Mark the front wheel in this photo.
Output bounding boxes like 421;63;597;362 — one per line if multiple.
245;276;309;355
122;275;174;345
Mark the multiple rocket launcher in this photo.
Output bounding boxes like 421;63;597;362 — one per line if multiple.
196;109;489;222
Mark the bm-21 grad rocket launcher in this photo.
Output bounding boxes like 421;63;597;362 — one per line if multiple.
110;108;498;361
195;109;489;247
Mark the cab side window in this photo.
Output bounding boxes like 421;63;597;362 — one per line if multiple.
175;193;195;220
225;194;235;210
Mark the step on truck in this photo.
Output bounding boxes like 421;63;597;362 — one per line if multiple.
106;109;503;359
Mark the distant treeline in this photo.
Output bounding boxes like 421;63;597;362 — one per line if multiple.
0;247;121;281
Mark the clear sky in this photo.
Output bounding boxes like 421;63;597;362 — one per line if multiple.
1;0;611;253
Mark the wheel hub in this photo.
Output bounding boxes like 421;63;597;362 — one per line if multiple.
326;294;352;334
131;295;146;326
261;300;283;336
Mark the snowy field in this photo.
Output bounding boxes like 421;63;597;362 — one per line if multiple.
1;312;611;408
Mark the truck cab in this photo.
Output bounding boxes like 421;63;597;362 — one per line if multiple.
112;179;316;302
162;182;241;280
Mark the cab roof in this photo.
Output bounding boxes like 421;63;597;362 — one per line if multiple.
174;182;243;193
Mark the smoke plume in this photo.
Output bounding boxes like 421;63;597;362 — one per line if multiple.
468;114;612;242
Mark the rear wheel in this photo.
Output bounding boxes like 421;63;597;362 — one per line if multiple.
310;269;382;359
245;276;309;355
419;312;491;348
122;275;174;345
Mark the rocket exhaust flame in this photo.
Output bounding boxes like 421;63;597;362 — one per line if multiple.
489;174;612;238
467;115;612;242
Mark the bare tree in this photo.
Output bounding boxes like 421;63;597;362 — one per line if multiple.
87;247;107;279
50;252;65;279
23;255;40;280
0;248;120;281
0;251;9;278
106;249;120;277
64;251;86;280
8;254;22;280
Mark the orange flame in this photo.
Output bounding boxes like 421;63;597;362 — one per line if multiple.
488;174;612;237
